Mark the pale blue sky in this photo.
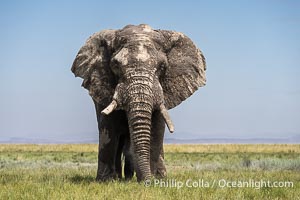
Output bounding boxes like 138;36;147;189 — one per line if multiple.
0;0;299;142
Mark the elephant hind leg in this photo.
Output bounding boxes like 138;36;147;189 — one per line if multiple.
124;155;134;180
123;136;134;180
115;135;125;179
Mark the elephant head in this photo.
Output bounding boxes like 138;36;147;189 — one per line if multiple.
71;24;206;181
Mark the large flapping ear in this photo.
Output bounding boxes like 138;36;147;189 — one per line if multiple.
71;30;117;106
158;30;206;109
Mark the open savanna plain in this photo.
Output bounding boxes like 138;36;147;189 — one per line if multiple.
0;144;299;200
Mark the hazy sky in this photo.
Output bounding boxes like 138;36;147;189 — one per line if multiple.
0;0;299;142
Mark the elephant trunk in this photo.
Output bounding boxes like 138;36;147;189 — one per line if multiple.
127;100;152;181
126;72;154;181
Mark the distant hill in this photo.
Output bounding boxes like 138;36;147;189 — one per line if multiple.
164;137;300;144
0;137;98;144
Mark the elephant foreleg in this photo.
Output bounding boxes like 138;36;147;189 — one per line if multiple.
95;103;121;181
156;148;167;177
150;110;167;178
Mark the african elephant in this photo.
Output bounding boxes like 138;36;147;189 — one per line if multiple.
71;24;206;182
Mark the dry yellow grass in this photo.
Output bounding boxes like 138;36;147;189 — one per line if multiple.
0;144;98;152
0;144;299;153
164;144;300;153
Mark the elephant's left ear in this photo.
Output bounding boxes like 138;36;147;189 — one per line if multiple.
158;30;206;109
71;30;117;107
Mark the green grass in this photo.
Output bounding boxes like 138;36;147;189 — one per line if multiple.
0;144;299;200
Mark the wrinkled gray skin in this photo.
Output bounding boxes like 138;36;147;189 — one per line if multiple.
71;24;206;182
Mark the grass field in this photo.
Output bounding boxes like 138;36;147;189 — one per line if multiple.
0;144;299;200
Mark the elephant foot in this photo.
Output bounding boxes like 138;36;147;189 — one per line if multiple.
155;167;167;178
96;161;117;182
96;174;117;182
157;155;167;177
151;155;167;178
124;172;134;181
124;156;134;181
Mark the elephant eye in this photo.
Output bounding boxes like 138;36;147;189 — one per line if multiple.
112;47;129;66
156;60;167;78
109;58;121;77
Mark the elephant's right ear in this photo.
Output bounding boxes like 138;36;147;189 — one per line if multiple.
158;30;206;109
71;30;117;106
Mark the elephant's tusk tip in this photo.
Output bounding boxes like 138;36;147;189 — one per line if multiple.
101;100;117;115
169;126;174;133
101;109;109;115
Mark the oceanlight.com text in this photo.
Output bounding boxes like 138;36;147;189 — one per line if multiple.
144;179;294;189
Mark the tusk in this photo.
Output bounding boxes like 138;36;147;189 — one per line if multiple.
101;100;117;115
159;104;174;133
